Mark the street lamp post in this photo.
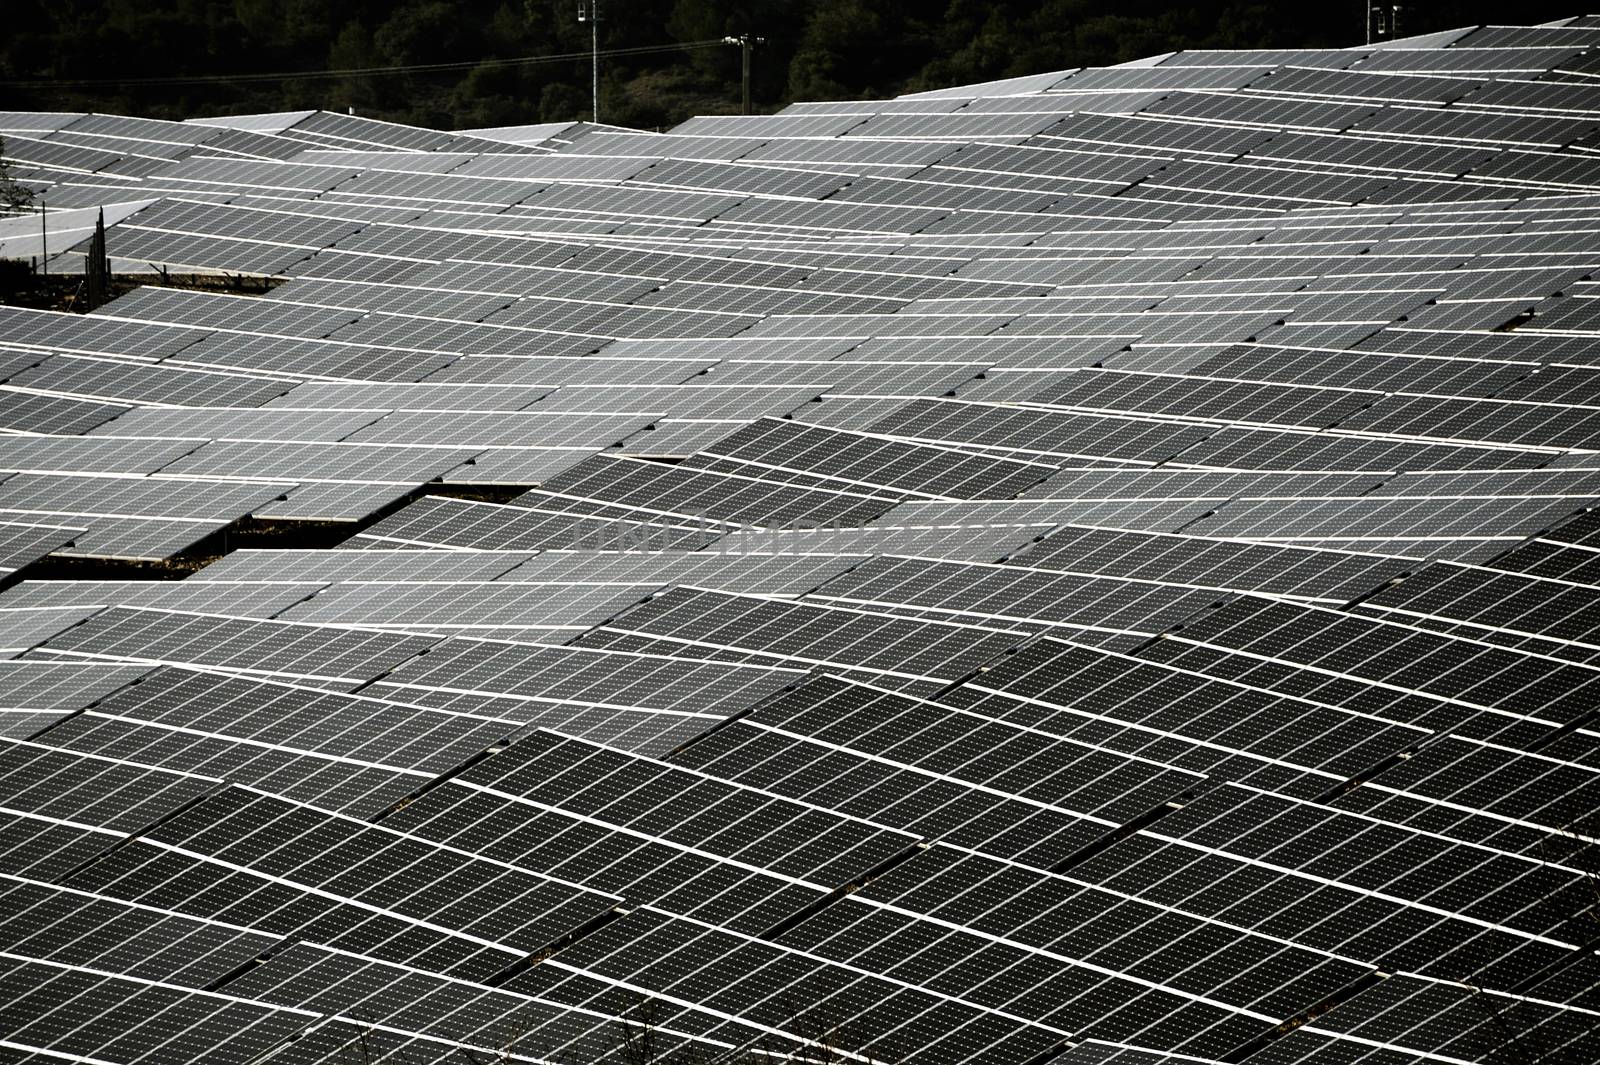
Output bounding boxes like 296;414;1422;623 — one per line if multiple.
578;1;602;123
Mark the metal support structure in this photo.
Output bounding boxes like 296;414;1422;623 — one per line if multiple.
722;34;765;115
579;1;602;124
39;197;45;277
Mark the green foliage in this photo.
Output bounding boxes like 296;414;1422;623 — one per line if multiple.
0;0;1584;129
538;81;586;123
0;138;35;212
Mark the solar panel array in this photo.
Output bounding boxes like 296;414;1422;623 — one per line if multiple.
1;17;1599;1065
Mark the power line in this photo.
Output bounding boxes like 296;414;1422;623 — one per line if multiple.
0;39;729;90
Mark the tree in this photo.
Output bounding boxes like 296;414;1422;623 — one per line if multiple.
539;82;588;123
786;0;888;101
0;138;34;213
0;0;1589;128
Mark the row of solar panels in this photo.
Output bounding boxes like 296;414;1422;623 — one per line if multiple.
1;512;1597;1060
6;188;1600;558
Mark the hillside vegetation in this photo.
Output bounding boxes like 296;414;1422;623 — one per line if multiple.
2;1;1584;130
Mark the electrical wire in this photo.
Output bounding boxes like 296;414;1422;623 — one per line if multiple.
0;39;731;90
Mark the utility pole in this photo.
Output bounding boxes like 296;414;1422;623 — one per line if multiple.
579;1;602;123
723;34;765;115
